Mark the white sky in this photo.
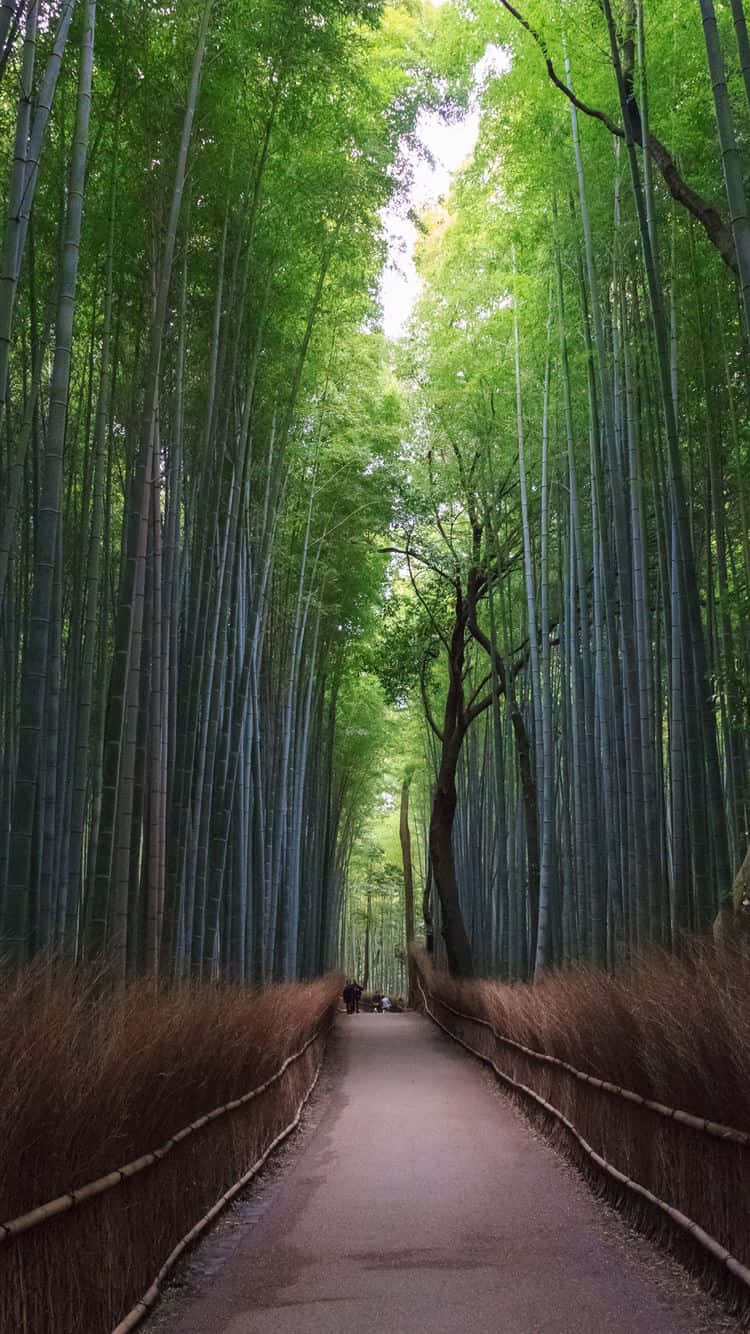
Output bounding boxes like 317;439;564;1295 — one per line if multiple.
378;41;508;339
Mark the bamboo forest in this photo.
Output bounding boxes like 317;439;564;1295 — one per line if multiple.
1;0;750;991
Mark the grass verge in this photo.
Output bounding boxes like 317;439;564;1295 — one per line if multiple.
416;943;750;1316
0;966;340;1333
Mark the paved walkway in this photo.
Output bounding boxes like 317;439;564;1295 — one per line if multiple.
154;1013;733;1334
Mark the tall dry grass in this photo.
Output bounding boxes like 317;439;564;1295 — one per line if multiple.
0;965;339;1220
418;942;750;1129
417;944;750;1310
0;966;340;1332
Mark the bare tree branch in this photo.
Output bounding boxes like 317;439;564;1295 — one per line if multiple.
427;447;459;561
466;670;492;713
379;543;455;586
404;550;453;654
419;650;445;742
496;0;739;274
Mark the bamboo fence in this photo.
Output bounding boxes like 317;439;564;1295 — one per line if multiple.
419;978;750;1312
1;1009;335;1333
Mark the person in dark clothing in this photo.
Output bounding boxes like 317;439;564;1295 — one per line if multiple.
343;981;355;1014
372;991;383;1013
352;982;363;1013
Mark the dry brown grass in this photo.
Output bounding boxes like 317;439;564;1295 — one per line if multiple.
416;943;750;1311
0;966;340;1332
417;941;750;1130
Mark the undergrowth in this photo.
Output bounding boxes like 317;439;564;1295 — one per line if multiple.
0;965;340;1222
417;941;750;1129
417;942;750;1314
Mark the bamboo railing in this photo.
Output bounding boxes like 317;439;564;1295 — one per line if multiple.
1;1011;335;1334
111;1042;326;1333
420;980;750;1305
0;1023;326;1245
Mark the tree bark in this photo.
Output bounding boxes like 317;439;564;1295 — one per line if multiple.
400;776;418;1005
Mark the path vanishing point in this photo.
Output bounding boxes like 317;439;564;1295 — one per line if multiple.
152;1014;734;1334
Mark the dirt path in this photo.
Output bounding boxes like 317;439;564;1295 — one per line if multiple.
151;1013;737;1334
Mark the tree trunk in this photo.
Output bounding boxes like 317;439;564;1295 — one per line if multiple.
399;776;418;1005
429;745;474;978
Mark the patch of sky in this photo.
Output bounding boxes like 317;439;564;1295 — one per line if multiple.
378;19;508;340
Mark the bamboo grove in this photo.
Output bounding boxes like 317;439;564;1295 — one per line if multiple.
390;0;750;978
0;0;443;982
3;0;750;991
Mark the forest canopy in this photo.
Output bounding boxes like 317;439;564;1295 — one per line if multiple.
0;0;748;985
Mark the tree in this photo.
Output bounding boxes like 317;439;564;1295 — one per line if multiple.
387;0;750;979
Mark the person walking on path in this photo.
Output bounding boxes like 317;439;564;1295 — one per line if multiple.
343;981;355;1014
352;982;363;1013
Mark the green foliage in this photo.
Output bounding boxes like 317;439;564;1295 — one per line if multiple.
4;0;750;986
